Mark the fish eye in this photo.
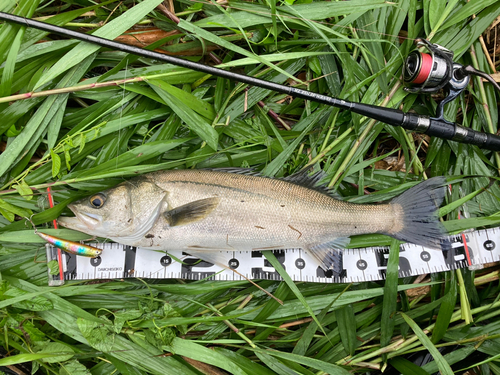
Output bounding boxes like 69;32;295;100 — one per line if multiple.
89;193;106;209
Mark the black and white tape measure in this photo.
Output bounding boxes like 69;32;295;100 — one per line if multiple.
46;227;499;286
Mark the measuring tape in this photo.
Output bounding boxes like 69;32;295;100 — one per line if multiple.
45;227;499;286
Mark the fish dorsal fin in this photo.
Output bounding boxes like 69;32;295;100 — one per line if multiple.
164;197;220;227
204;167;260;176
207;167;341;198
284;170;341;198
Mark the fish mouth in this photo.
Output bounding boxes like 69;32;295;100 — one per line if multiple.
57;204;102;232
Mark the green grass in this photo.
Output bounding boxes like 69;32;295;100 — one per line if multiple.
0;0;500;373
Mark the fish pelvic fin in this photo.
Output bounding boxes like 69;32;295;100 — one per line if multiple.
164;197;220;226
307;237;348;272
388;177;450;251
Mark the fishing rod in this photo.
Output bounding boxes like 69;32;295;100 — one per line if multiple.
1;11;500;151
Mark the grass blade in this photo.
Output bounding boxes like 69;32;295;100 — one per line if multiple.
34;0;164;89
0;55;94;178
380;239;401;353
148;80;218;150
400;312;454;375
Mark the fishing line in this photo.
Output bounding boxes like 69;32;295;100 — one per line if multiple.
25;213;102;258
1;11;499;150
116;59;128;169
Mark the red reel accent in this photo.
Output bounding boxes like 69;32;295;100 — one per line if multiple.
412;52;433;84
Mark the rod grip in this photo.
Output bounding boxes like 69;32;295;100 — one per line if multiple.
402;113;500;151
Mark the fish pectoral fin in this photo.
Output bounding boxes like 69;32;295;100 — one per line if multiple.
163;197;220;226
307;237;349;273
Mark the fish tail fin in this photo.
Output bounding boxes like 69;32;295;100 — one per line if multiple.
388;177;450;251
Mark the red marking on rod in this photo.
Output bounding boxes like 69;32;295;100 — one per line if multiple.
47;187;64;280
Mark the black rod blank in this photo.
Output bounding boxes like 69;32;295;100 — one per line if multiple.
0;11;499;151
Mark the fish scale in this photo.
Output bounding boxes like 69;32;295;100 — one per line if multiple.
146;171;359;248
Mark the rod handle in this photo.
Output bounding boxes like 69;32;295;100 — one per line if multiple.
402;113;500;151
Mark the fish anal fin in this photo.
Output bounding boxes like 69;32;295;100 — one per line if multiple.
164;197;220;226
307;237;349;272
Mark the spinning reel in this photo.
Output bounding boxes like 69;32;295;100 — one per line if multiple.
403;38;500;121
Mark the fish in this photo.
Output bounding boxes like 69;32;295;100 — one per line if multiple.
57;169;448;271
35;231;102;258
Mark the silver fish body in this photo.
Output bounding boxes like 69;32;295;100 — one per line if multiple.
58;169;448;270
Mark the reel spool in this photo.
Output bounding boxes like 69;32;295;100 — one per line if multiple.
403;39;471;121
403;39;500;123
403;39;462;94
